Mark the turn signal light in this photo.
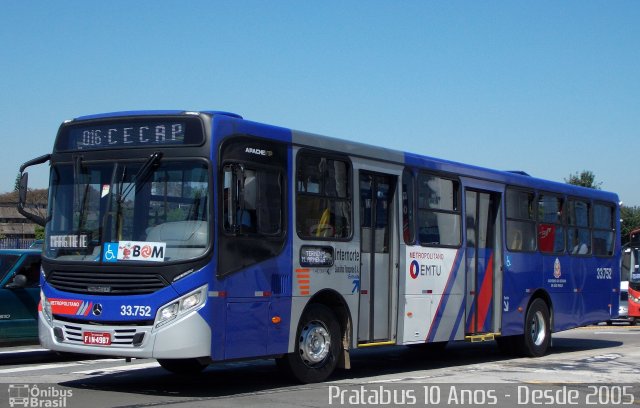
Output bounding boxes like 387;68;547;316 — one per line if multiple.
272;316;282;324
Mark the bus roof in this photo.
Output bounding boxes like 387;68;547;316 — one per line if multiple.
72;110;242;121
63;110;619;204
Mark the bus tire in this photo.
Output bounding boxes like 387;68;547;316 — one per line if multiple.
276;304;341;383
158;358;208;374
520;298;551;357
631;317;638;326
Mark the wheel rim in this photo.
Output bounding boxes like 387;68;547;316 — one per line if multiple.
299;320;331;366
529;310;547;346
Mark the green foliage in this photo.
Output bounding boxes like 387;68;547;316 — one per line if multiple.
621;206;640;245
564;170;602;190
13;172;21;191
34;226;45;240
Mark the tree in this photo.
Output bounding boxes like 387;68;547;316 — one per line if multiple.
34;225;45;240
13;172;21;191
564;170;602;189
621;205;640;245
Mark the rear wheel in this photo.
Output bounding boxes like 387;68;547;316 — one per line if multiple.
631;317;638;326
519;298;551;357
276;304;341;383
158;358;208;374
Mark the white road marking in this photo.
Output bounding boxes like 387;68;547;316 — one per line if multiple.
0;362;85;374
0;358;123;374
0;347;49;355
73;361;160;375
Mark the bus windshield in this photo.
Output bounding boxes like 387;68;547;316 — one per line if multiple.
631;248;640;284
45;158;210;263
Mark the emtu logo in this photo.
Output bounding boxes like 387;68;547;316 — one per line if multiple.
409;260;420;279
409;259;443;279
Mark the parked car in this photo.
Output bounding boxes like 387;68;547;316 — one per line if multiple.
0;249;41;343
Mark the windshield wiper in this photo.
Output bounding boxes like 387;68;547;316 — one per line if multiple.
73;155;90;233
118;152;163;204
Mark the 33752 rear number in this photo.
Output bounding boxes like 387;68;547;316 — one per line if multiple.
596;267;612;279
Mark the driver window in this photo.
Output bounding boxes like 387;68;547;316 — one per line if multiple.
223;164;282;236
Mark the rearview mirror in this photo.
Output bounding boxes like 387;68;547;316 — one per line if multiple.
17;154;51;227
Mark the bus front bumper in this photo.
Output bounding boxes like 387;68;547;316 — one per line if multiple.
39;309;212;359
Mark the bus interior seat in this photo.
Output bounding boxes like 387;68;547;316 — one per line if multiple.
146;221;208;259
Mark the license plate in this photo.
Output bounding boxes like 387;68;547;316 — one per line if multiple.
83;331;111;346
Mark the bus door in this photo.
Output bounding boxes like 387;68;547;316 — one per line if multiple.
464;188;502;336
358;171;398;343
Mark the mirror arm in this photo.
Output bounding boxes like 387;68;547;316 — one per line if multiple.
20;154;51;173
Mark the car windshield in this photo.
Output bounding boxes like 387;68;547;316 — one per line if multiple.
45;158;210;263
0;254;20;278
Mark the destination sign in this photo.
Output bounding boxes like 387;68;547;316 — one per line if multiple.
300;246;334;267
70;122;185;150
56;117;205;151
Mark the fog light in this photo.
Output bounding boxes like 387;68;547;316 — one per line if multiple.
132;332;145;346
54;327;64;341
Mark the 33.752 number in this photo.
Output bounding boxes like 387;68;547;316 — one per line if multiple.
120;305;152;317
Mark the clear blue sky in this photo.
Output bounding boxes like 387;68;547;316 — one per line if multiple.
1;1;639;206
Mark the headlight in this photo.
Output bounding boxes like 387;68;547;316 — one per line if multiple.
180;291;202;311
154;285;207;329
41;291;52;323
159;303;179;322
630;294;640;304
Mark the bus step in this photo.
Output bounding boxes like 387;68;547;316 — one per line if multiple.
465;333;500;342
357;340;396;348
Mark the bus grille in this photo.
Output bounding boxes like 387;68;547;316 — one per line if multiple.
48;270;169;295
61;323;149;347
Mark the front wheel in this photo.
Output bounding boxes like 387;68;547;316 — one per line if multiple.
520;298;551;357
276;304;341;383
158;358;208;374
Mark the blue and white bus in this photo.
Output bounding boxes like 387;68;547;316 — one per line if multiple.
18;110;620;383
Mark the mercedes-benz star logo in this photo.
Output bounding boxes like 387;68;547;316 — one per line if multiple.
92;303;103;316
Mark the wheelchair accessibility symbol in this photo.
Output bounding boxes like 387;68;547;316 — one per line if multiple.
103;242;119;262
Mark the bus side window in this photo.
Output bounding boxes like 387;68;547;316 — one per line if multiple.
505;188;536;252
222;164;281;236
593;203;615;257
567;199;591;255
296;152;351;240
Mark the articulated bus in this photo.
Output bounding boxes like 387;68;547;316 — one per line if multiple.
620;229;640;325
18;111;620;383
